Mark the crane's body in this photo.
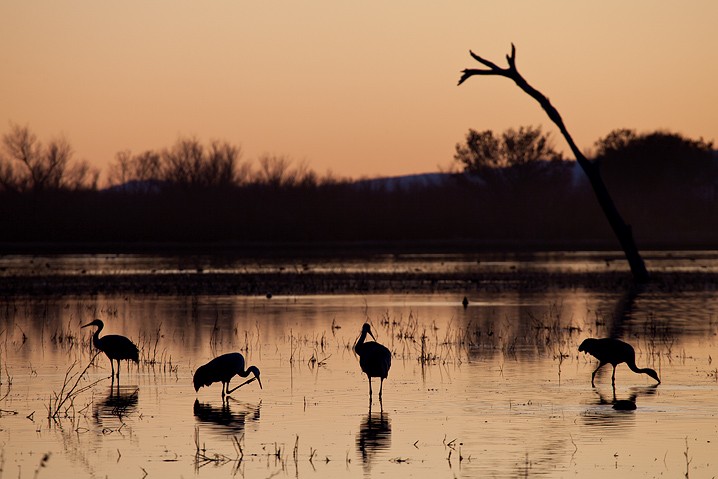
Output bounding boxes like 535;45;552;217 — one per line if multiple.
579;338;660;387
82;319;139;379
355;323;391;400
193;352;262;398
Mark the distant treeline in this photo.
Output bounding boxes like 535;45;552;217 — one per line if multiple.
0;124;715;250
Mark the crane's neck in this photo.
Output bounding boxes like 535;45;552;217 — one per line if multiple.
354;329;371;355
631;365;654;375
240;365;259;378
91;325;103;349
627;360;656;378
626;359;641;373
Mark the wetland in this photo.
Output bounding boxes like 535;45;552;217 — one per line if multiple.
1;250;718;478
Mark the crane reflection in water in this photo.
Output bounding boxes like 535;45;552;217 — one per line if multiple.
93;385;139;426
193;398;261;435
356;401;391;473
581;384;660;430
592;384;659;410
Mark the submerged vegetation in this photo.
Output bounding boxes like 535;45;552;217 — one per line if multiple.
46;354;104;421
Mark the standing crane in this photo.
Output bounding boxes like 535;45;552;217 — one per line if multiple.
354;323;391;401
81;319;139;379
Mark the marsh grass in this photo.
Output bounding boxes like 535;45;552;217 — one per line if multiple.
32;452;51;479
194;428;307;474
642;313;676;361
0;330;16;416
47;352;105;421
288;329;330;367
133;322;180;376
50;319;81;351
363;301;678;373
194;426;244;470
138;322;163;365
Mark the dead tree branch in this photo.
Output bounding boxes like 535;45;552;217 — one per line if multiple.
459;44;649;282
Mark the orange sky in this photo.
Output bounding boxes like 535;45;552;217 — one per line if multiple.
1;2;716;181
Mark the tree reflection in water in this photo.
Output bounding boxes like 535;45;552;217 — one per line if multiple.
357;401;391;473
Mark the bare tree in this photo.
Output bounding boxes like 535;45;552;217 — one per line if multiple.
162;137;205;187
206;140;241;187
107;149;163;190
108;139;252;190
257;154;291;187
458;45;649;282
255;154;316;187
455;126;565;185
0;124;98;192
161;137;243;189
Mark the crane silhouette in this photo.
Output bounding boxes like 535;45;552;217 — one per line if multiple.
354;323;391;401
193;352;263;398
579;338;660;387
81;319;139;379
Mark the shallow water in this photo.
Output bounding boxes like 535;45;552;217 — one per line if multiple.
4;249;718;276
2;254;718;478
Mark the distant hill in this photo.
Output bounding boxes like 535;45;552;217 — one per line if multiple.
351;172;459;192
102;179;165;194
102;172;463;194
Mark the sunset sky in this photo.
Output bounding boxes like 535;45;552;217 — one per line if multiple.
1;2;716;181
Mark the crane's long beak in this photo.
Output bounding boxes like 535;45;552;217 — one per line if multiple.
256;376;263;389
80;322;91;328
369;331;376;341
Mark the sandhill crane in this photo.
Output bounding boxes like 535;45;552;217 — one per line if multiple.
579;338;660;387
82;319;139;379
193;352;262;398
355;323;391;401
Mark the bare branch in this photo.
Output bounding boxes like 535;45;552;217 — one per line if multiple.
506;43;517;69
457;44;649;282
459;45;583;165
458;44;517;85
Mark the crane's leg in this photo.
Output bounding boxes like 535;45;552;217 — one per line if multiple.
116;360;121;379
379;378;384;400
611;365;616;386
368;376;373;404
591;362;604;387
110;358;116;379
222;382;227;397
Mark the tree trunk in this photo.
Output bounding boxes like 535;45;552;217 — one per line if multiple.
459;44;649;282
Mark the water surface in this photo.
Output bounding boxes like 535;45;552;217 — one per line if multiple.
1;253;718;478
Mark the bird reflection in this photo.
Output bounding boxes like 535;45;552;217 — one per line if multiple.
193;398;261;435
94;384;139;423
581;384;659;428
356;402;391;473
593;383;659;409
